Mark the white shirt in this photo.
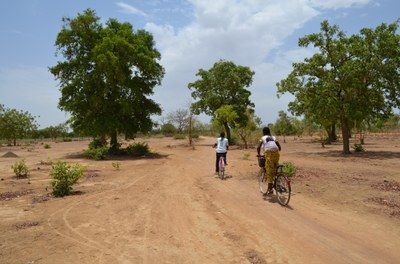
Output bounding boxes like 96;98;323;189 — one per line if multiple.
215;137;229;153
260;135;279;152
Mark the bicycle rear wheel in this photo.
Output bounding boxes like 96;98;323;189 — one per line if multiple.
258;169;268;195
275;173;291;206
218;157;225;180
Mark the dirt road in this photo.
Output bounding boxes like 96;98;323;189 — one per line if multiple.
1;137;399;263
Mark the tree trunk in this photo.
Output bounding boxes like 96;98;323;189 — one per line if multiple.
100;134;107;146
325;127;332;144
13;137;16;146
329;124;337;142
110;130;119;152
188;115;193;146
223;122;231;143
341;115;351;154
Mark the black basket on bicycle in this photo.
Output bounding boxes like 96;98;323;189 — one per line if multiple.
258;156;266;167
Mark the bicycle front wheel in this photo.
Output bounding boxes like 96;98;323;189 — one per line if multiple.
258;169;268;195
275;173;291;206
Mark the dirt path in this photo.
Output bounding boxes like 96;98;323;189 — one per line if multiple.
1;137;400;263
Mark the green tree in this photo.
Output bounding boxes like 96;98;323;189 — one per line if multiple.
0;106;37;145
50;9;164;151
161;123;177;136
34;123;69;139
234;109;260;148
277;20;400;154
188;60;255;141
212;105;239;139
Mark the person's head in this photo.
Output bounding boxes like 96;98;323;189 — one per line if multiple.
262;126;271;136
220;131;225;138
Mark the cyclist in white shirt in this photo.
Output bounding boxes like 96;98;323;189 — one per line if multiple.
213;132;229;174
257;127;281;195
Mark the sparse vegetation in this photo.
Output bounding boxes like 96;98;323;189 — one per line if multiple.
173;134;186;140
44;143;51;149
125;142;150;156
242;153;251;160
84;146;109;160
353;143;365;152
50;161;85;197
282;162;296;177
12;160;29;178
112;162;121;170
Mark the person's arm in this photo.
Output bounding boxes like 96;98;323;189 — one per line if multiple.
226;139;229;150
257;140;262;156
276;140;281;151
213;139;218;148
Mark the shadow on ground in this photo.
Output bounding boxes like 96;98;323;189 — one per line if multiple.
295;150;400;160
64;152;170;161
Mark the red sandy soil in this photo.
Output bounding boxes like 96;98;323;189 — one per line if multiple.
0;135;399;263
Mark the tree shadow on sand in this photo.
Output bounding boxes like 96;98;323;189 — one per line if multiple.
295;150;400;160
63;152;170;161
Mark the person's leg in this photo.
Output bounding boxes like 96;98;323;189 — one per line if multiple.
216;153;220;172
222;152;227;165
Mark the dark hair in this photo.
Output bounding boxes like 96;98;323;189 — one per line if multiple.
262;127;271;136
220;131;225;138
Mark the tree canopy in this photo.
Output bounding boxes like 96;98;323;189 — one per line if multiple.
277;20;400;153
0;106;37;145
188;60;255;140
50;9;164;150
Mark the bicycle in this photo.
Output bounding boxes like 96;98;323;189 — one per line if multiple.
218;156;226;180
257;155;291;206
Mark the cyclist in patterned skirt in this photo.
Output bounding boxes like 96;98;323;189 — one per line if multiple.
257;127;281;195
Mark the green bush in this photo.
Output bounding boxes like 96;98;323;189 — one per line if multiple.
50;161;85;197
84;146;109;160
112;162;121;170
125;142;150;156
191;133;200;139
173;134;186;139
12;159;29;178
161;123;177;136
282;161;296;177
353;143;365;152
88;138;104;149
44;143;51;149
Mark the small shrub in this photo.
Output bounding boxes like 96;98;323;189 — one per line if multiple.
84;147;109;160
161;123;177;136
173;134;186;140
50;161;85;197
63;138;72;142
282;162;296;177
353;143;365;152
125;142;150;156
242;153;251;160
191;133;200;139
112;162;121;170
12;160;29;178
89;138;105;149
44;144;51;149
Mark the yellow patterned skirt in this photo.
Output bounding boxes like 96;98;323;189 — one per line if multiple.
265;151;280;183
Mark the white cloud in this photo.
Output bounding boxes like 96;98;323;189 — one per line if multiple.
116;2;147;16
308;0;371;10
145;0;372;124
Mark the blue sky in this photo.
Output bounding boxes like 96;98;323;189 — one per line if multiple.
0;0;399;127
